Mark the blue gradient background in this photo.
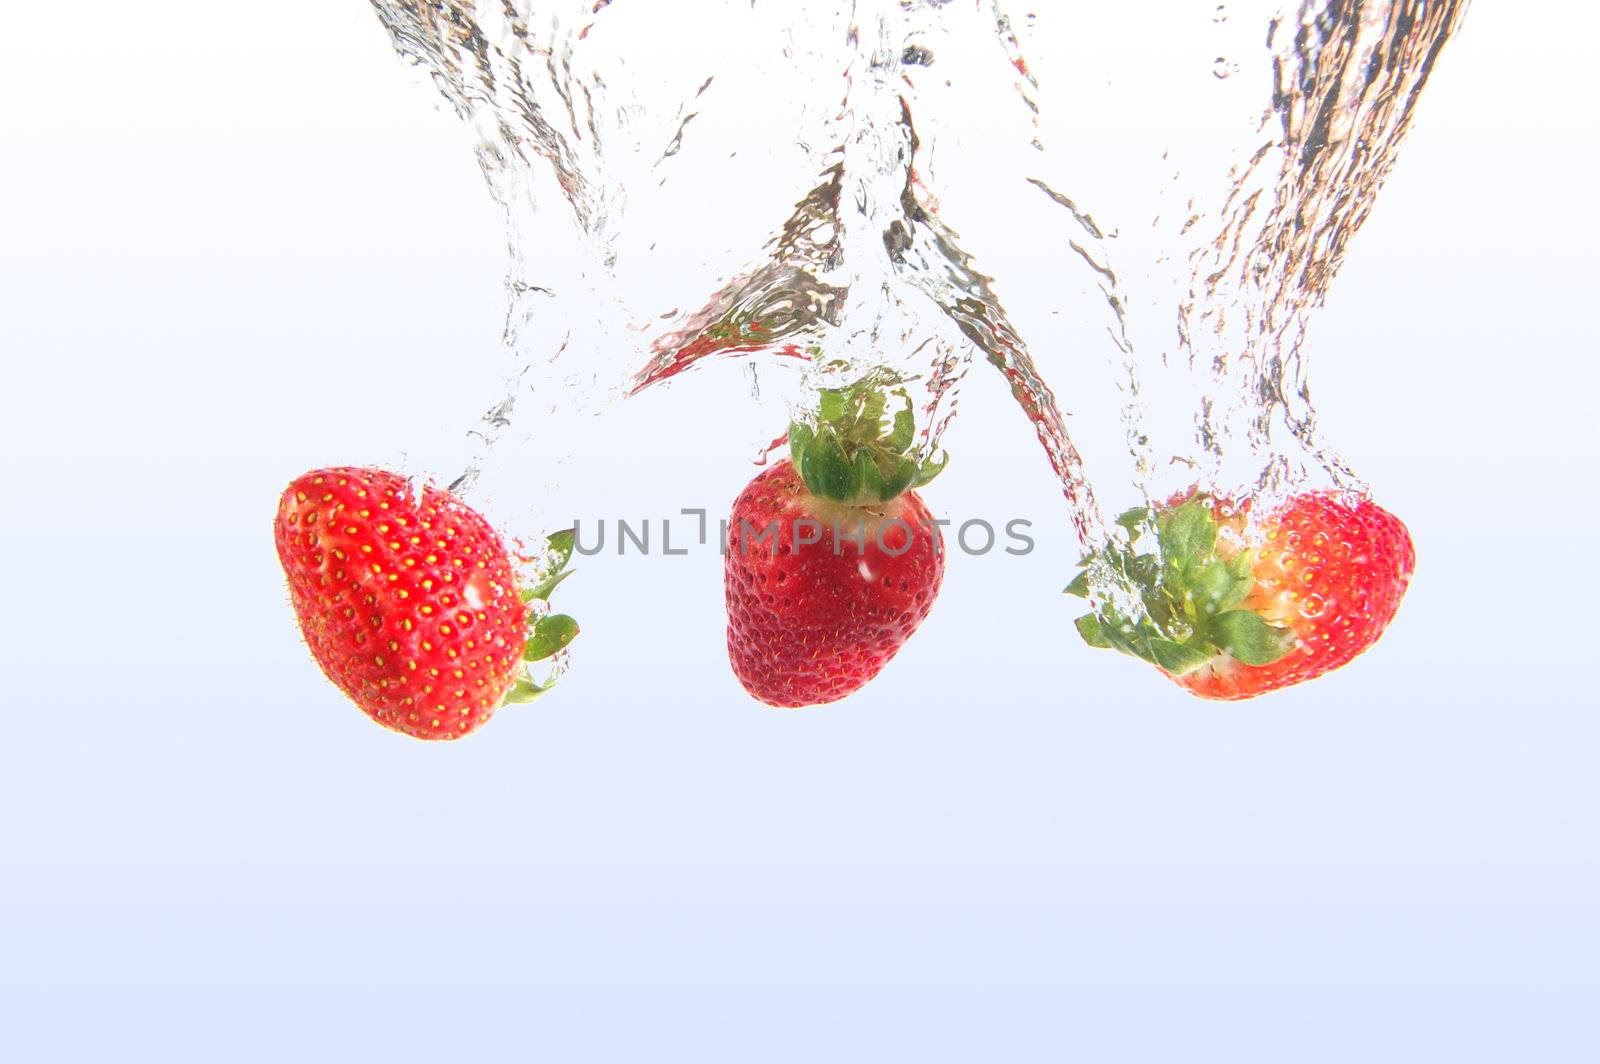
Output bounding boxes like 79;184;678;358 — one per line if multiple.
2;2;1596;1061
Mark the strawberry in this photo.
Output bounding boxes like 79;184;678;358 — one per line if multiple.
1067;490;1414;700
274;467;578;740
725;373;947;707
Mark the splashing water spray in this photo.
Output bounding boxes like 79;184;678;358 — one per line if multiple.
295;0;1470;718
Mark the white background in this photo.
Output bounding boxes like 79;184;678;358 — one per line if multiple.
1;2;1597;1061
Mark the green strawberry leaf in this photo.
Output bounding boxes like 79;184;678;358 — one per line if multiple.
1164;552;1199;592
818;387;847;424
886;405;915;453
1224;551;1256;605
787;421;814;470
913;451;949;488
879;457;917;502
1159;498;1216;562
524;614;580;661
799;431;855;501
524;567;575;602
545;528;576;571
861;387;888;432
1115;506;1150;534
855;449;885;501
1216;550;1254;611
1210;610;1295;666
1064;570;1091;598
522;528;578;601
502;676;551;705
1191;560;1243;616
1146;637;1215;676
1093;612;1154;663
1074;613;1113;648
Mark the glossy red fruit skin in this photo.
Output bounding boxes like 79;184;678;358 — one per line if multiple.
274;467;528;740
725;459;944;708
1179;492;1415;701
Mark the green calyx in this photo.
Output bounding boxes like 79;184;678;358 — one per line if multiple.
504;528;581;705
1064;496;1295;676
787;369;948;505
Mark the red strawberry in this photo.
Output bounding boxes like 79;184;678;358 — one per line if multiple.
1068;490;1414;700
725;374;946;707
274;467;578;740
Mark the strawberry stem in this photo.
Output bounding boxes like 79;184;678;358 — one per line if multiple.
788;368;947;505
504;528;581;706
1065;495;1295;675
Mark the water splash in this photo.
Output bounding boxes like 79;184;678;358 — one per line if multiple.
367;0;1099;526
367;0;1466;631
988;0;1464;626
1183;0;1471;500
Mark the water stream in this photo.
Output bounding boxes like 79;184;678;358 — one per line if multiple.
368;0;1466;625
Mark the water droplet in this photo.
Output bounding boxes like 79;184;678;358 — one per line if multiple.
1212;57;1233;80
